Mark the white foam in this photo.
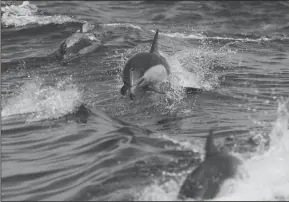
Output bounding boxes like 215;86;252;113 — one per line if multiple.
150;30;285;43
135;178;180;201
1;1;81;27
215;99;289;201
165;45;225;92
2;76;82;122
104;23;142;30
1;1;37;15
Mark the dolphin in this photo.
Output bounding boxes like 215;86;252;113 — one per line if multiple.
55;22;111;63
178;129;245;200
120;29;171;100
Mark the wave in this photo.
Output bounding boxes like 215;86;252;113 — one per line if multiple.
103;23;276;44
2;90;201;201
2;76;83;122
3;86;289;201
135;98;289;201
216;99;289;201
150;30;289;43
1;1;83;27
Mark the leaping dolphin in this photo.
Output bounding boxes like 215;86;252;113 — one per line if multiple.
120;29;171;100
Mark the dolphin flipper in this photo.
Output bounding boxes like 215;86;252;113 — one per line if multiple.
133;77;166;94
150;29;159;53
147;84;166;94
122;76;146;97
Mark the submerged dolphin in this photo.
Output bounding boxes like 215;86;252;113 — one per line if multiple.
120;29;171;100
178;129;245;200
55;22;111;63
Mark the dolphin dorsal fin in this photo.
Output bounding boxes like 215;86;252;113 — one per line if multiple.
205;129;219;159
150;29;159;53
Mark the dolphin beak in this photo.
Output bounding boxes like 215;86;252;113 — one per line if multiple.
129;86;137;100
129;93;136;100
129;77;145;100
129;67;136;100
129;74;136;99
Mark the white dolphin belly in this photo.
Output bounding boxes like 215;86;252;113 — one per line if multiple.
138;64;168;88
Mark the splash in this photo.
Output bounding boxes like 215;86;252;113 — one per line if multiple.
215;98;289;201
135;178;180;201
112;30;234;116
2;76;83;122
1;1;38;16
1;1;81;27
133;98;289;201
157;38;234;112
116;42;223;92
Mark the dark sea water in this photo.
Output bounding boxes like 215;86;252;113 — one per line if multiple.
2;1;289;201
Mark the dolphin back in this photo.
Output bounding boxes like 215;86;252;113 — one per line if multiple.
150;29;159;53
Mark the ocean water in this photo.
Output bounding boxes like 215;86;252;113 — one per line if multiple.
1;1;289;201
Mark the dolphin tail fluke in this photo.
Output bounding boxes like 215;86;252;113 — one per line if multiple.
205;129;219;159
150;29;159;53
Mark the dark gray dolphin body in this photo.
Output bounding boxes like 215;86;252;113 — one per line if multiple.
120;29;171;100
178;129;244;200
